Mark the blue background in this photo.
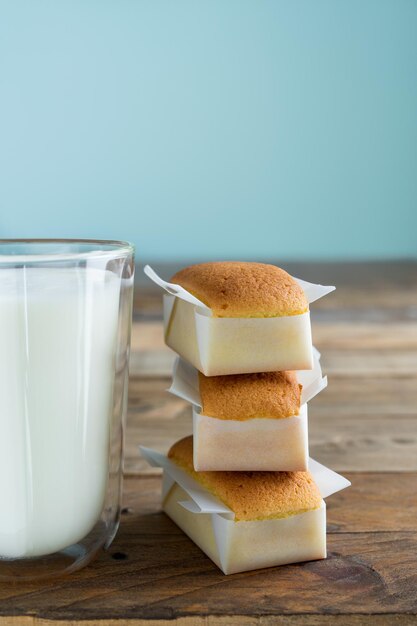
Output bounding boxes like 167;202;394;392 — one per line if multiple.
1;0;416;261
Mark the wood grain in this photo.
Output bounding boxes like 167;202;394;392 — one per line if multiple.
3;618;417;626
130;323;417;378
0;474;416;624
132;322;417;352
125;373;417;474
3;261;417;625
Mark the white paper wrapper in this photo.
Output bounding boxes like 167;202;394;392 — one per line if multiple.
140;447;350;574
166;348;327;471
144;265;335;375
192;406;309;471
168;347;327;408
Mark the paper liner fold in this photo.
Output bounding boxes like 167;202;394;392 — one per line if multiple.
144;265;335;308
168;346;327;410
144;265;210;312
140;447;349;574
139;446;350;518
145;266;335;375
140;447;233;517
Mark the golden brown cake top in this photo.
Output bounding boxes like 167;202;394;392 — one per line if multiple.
198;370;301;420
168;436;321;521
170;262;308;318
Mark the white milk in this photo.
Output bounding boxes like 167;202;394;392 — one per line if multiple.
0;267;120;558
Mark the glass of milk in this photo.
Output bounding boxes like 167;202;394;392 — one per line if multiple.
0;239;134;580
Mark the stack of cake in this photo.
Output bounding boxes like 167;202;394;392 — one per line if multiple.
142;262;350;575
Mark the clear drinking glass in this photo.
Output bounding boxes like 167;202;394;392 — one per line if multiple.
0;239;134;580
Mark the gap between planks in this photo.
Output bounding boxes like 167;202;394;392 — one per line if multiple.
1;615;417;626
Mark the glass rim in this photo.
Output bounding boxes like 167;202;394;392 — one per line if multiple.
0;238;135;264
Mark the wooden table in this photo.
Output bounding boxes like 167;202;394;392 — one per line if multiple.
2;261;417;626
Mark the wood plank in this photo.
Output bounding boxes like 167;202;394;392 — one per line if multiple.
135;260;417;289
309;413;417;471
0;474;416;624
125;375;417;474
2;613;416;626
130;321;417;377
128;411;417;475
128;376;417;415
121;473;417;534
129;348;417;378
312;322;417;349
3;261;416;624
132;321;417;354
320;350;417;377
135;258;417;323
310;376;417;415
